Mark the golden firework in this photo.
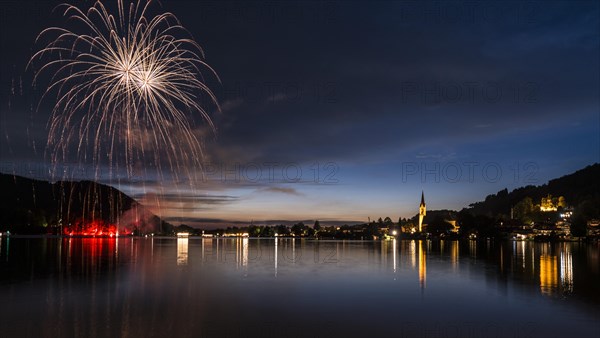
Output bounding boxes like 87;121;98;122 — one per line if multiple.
30;0;219;182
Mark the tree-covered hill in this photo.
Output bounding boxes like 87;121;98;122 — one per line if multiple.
0;173;165;234
467;163;600;217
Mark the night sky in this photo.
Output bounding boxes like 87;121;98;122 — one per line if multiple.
0;0;598;227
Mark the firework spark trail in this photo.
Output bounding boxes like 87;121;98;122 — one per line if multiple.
29;0;219;184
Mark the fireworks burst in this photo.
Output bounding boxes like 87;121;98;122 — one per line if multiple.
30;0;219;182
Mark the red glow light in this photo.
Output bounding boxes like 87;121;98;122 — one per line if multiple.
63;219;132;237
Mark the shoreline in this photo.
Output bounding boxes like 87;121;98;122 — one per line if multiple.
1;234;597;242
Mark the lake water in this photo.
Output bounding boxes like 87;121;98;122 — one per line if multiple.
0;237;598;338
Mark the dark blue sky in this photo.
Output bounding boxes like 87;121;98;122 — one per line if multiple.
0;1;598;226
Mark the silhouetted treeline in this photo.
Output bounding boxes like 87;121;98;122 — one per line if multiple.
0;173;169;234
468;164;599;218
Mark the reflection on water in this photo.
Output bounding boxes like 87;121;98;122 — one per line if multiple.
242;237;248;269
469;239;477;258
449;240;459;270
537;243;576;296
177;238;188;266
418;240;426;289
3;237;8;261
561;249;573;293
410;239;416;269
539;255;558;295
392;239;397;275
274;237;278;277
0;237;598;338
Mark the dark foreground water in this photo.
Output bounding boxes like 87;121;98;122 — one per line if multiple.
0;237;598;338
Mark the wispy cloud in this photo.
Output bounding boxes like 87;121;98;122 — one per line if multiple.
161;216;364;228
258;186;302;196
134;192;239;205
220;98;244;112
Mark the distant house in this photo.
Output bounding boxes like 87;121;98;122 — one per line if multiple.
533;222;569;236
588;219;600;236
559;207;573;220
445;219;460;233
539;194;566;212
511;228;534;240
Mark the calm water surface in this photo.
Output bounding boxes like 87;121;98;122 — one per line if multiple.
0;237;598;338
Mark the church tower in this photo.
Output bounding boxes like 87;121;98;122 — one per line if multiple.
418;191;426;232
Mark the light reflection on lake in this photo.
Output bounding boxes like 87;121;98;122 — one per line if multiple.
177;238;188;266
0;237;598;338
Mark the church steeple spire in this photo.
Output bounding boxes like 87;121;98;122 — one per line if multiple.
418;191;426;233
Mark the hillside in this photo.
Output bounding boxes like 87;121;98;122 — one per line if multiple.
0;173;164;234
467;163;600;217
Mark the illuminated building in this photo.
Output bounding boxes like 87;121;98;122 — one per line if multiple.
588;219;600;236
223;232;249;237
539;194;564;212
559;210;573;220
446;220;460;233
418;191;426;233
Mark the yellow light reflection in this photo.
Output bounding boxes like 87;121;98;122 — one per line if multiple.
242;237;249;269
469;240;476;259
539;255;558;295
410;240;416;269
381;241;387;266
393;239;397;275
177;237;189;266
419;241;426;289
292;239;296;263
451;241;459;269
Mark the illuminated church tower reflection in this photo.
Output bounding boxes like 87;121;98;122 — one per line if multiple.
418;240;426;290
